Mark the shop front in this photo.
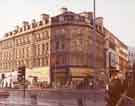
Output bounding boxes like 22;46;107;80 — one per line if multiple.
52;68;69;87
52;67;95;88
69;67;94;88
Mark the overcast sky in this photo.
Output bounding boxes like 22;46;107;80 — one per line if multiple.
0;0;134;46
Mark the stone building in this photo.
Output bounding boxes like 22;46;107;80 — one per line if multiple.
0;8;128;86
105;29;128;80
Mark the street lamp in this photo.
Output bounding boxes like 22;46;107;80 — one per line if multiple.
93;0;96;71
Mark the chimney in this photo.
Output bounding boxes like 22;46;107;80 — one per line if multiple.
32;19;36;24
9;32;13;36
40;14;49;20
4;33;9;37
22;21;29;26
15;25;19;32
95;17;103;26
22;21;29;31
31;19;37;28
80;12;93;24
15;25;19;30
59;7;68;14
95;17;104;32
80;12;93;19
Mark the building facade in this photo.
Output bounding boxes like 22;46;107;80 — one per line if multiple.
105;29;128;81
0;8;128;87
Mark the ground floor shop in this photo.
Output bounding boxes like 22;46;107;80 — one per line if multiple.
0;66;106;88
51;66;106;88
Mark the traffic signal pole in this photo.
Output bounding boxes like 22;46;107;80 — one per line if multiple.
18;66;26;97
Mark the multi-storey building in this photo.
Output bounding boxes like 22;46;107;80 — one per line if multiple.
0;8;128;87
105;29;128;80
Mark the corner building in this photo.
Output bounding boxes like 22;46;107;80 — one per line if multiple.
0;8;127;87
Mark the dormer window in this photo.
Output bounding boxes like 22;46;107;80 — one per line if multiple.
9;32;13;36
19;28;23;32
27;25;30;29
23;26;27;31
31;19;37;28
39;21;43;26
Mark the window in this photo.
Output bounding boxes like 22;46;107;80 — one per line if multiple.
46;43;49;51
36;33;40;40
44;31;49;40
42;43;45;54
56;41;59;49
55;39;64;50
40;58;42;66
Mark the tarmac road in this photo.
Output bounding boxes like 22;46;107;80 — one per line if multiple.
0;88;105;106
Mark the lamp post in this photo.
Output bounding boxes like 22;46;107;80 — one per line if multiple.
92;0;97;84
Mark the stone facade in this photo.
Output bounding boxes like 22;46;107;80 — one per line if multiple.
0;8;128;85
104;29;128;80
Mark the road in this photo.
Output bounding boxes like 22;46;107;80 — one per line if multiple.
0;88;106;106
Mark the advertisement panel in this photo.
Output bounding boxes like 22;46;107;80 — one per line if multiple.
26;67;50;83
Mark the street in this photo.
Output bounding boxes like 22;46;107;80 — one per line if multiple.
0;88;105;106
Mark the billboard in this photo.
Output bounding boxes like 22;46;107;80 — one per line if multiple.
26;67;50;83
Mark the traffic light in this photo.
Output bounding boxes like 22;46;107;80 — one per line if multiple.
17;66;26;82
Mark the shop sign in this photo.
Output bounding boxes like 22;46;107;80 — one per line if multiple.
70;68;93;77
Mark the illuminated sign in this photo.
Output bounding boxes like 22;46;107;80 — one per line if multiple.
70;68;93;77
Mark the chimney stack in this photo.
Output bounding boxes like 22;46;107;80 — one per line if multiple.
80;12;93;24
95;17;103;26
40;14;49;20
59;7;68;14
95;17;104;32
22;21;29;26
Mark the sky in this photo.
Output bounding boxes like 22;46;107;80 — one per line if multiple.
0;0;134;46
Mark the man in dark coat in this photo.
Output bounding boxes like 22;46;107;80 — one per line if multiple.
106;71;124;106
